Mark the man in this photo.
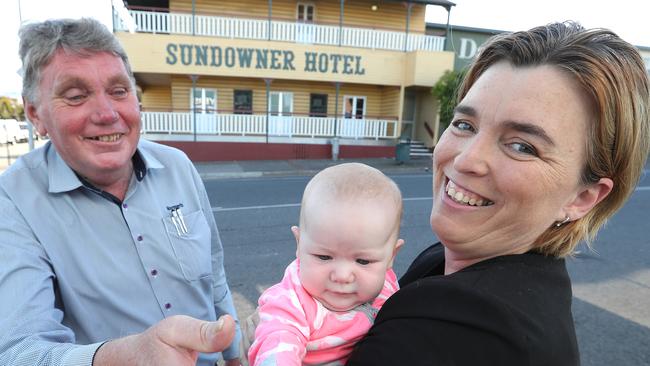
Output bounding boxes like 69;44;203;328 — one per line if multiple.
0;18;241;366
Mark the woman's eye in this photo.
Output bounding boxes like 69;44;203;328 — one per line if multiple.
509;142;538;156
356;259;370;265
451;120;475;132
315;255;331;261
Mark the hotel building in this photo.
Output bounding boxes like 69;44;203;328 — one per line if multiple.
113;0;455;161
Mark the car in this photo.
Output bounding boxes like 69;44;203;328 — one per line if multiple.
17;122;31;142
0;119;30;144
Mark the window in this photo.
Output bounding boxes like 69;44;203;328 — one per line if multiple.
297;3;315;22
343;96;365;119
309;94;328;117
234;90;253;114
190;88;217;113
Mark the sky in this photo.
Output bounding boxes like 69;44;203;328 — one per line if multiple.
1;0;648;99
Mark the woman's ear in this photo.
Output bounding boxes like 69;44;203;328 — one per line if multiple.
564;178;613;220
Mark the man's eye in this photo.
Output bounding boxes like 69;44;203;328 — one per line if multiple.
451;120;475;132
356;259;370;265
315;255;331;261
65;94;86;104
111;88;129;98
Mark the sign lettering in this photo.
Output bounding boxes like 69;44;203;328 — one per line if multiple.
165;43;366;75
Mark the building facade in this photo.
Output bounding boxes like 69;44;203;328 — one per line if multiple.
429;22;650;74
113;0;455;161
427;22;502;72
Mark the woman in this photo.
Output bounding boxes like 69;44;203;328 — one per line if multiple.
346;22;649;365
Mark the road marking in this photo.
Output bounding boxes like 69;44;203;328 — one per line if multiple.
403;196;433;201
212;187;650;213
212;196;433;212
213;203;300;212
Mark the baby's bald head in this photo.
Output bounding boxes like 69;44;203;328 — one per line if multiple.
299;163;403;231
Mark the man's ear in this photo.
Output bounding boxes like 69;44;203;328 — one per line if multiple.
23;97;47;136
388;239;405;268
291;226;300;257
562;178;613;221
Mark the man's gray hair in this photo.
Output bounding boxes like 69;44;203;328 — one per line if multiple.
19;17;134;103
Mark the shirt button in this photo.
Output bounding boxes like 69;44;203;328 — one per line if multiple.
150;269;158;276
164;303;172;310
122;203;128;209
137;235;143;242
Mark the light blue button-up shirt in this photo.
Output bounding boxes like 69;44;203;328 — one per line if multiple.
0;140;240;365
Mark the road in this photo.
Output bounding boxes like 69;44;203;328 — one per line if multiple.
207;170;650;366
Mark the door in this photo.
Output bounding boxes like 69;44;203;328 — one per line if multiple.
296;3;315;43
401;89;416;140
269;92;293;136
191;88;217;134
341;96;366;138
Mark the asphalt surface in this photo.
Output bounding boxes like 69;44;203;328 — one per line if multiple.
3;143;649;365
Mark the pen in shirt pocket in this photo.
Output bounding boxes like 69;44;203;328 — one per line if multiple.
166;203;188;236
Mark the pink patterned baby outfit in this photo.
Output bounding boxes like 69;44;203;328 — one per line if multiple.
248;259;398;366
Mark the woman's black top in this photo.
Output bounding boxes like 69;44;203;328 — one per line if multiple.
346;243;580;366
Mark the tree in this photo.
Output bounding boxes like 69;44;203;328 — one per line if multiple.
432;70;465;133
0;96;24;120
0;97;15;119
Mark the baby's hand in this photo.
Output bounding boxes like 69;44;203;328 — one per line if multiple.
241;309;261;361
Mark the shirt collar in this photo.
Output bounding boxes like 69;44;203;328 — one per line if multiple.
47;141;165;194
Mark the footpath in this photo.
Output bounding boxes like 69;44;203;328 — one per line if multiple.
1;141;432;179
194;156;432;180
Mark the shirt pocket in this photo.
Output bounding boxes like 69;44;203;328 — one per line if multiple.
162;209;212;281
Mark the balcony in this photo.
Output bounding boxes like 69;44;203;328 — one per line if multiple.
140;111;397;141
114;9;445;52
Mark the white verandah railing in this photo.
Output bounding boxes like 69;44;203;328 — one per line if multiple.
141;112;398;140
115;9;445;52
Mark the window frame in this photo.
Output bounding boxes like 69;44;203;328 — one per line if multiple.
343;95;366;119
309;93;328;117
190;88;217;114
296;2;315;23
233;89;253;115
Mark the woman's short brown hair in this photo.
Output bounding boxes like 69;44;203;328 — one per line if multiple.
457;22;650;257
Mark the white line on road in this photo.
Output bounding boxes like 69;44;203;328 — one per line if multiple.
212;187;650;213
403;196;433;201
213;203;300;212
212;196;433;212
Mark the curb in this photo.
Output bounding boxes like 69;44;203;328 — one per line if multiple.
198;166;432;180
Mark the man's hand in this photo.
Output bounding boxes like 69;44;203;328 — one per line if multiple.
94;314;236;365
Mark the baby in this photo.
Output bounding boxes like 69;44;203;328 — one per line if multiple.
248;163;404;366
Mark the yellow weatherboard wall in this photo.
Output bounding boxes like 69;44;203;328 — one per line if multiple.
165;75;398;118
169;0;427;34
